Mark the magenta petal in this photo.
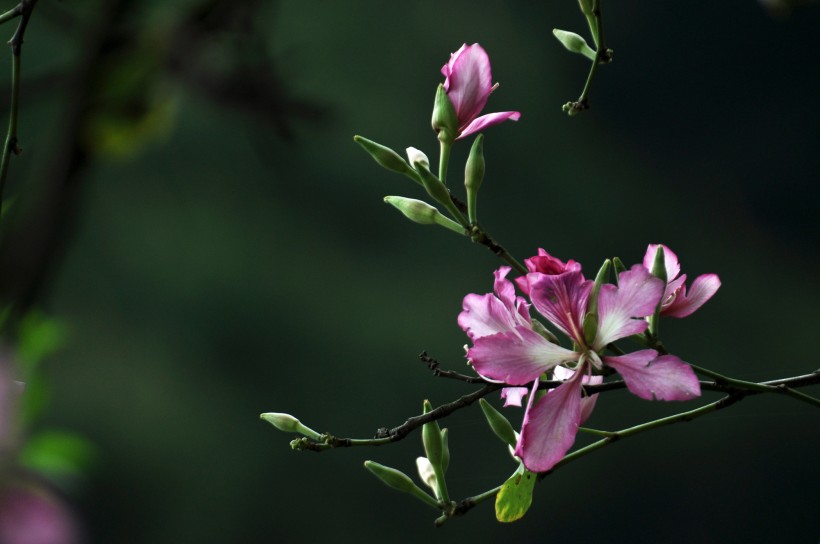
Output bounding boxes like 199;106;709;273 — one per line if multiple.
605;351;701;401
458;293;519;340
529;270;591;343
501;387;529;407
579;374;602;424
468;326;577;385
514;376;583;472
456;111;521;140
663;273;721;318
595;265;663;347
444;43;493;127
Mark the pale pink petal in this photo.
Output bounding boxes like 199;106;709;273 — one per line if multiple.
529;270;591;343
456;111;521;140
458;293;519;340
514;376;583;472
604;351;701;401
501;387;529;407
595;265;663;347
643;243;680;282
468;326;578;385
442;44;493;127
663;273;721;318
552;366;600;424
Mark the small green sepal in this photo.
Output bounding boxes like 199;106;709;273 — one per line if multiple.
648;245;667;337
431;84;458;146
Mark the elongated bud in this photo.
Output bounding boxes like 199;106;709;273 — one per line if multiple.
413;161;469;228
552;29;596;62
422;400;449;503
584;259;610;345
431;84;458;145
260;412;322;441
363;461;440;508
648;246;667;337
422;400;443;466
612;257;627;278
577;0;594;15
479;399;517;447
416;456;437;491
383;196;463;234
353;135;418;182
464;134;485;225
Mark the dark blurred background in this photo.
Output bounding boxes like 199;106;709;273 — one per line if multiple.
1;0;817;542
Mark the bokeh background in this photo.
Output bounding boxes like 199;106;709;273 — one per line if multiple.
0;0;817;542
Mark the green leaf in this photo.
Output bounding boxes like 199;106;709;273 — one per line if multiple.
495;466;537;522
19;430;96;479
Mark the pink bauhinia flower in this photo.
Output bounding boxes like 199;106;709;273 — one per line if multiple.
514;248;581;296
461;263;701;472
440;43;521;140
643;244;721;318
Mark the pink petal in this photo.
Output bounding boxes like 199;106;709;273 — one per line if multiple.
501;387;529;407
514;376;583;472
456;111;521;140
458;267;531;340
515;249;581;295
595;265;663;347
604;351;701;401
553;366;601;424
643;243;681;282
529;270;591;344
442;43;493;128
663;273;721;318
467;326;578;385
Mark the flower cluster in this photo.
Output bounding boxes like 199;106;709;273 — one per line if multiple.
459;245;720;472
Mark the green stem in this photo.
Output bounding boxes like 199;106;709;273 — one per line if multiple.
438;138;451;185
0;41;21;210
0;6;21;25
688;363;820;408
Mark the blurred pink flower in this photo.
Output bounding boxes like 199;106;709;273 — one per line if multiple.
440;43;520;140
0;481;81;544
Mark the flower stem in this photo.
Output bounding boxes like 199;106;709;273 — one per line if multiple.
438;138;451;185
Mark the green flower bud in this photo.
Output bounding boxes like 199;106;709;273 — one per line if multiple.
431;84;458;145
363;460;440;508
464;134;485;225
383;196;463;234
413;160;469;228
648;245;667;337
578;0;594;15
584;259;610;345
552;29;596;62
416;456;437;491
439;428;450;474
422;400;450;503
260;412;322;441
612;257;627;278
479;399;517;448
353;135;419;183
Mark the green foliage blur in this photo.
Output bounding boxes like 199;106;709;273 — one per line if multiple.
1;0;817;542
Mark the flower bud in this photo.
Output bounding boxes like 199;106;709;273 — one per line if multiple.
353;135;418;182
421;400;443;467
648;245;667;336
439;428;450;474
413;160;469;228
406;147;429;171
552;29;596;62
383;196;463;234
415;456;437;491
260;412;322;441
478;399;517;447
364;461;440;508
431;84;458;145
577;0;594;15
584;259;610;345
464;134;485;225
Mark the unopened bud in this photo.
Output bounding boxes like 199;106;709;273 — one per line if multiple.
413;160;469;228
552;29;596;62
479;398;517;447
422;400;443;467
416;456;437;491
439;428;450;474
383;196;463;234
464;134;485;225
364;460;440;508
406;147;429;171
260;412;322;441
353;135;418;182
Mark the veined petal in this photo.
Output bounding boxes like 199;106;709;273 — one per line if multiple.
459;268;531;340
468;326;578;385
514;375;583;472
553;365;601;424
604;351;701;401
443;44;494;129
529;270;591;343
643;243;680;281
501;387;529;407
663;273;721;318
456;111;521;140
595;265;663;347
515;249;581;295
